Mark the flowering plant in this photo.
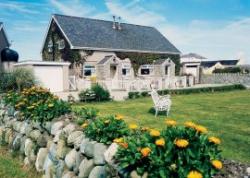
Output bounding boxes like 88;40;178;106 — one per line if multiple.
115;120;222;178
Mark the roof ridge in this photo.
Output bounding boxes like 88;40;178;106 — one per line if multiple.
53;14;155;29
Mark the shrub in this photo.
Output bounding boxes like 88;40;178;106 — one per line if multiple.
74;107;98;125
83;115;129;144
115;120;222;178
3;86;71;123
0;68;37;92
78;84;110;102
141;91;149;97
128;92;140;99
213;67;241;73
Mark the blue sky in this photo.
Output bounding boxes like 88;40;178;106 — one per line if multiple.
0;0;250;63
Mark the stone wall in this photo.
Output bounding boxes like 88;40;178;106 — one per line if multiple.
0;104;119;178
200;73;250;86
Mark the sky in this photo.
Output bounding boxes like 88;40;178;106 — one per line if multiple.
0;0;250;63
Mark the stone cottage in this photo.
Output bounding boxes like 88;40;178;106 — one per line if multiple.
41;14;183;92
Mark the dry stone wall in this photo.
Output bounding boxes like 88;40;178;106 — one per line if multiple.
0;104;119;178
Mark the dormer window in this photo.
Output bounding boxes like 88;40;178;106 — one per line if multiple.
57;39;65;50
141;65;153;75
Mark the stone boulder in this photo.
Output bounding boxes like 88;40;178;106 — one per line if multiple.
67;131;84;148
94;143;107;165
51;121;64;135
78;158;95;178
65;149;77;170
89;166;107;178
35;148;48;172
104;143;119;165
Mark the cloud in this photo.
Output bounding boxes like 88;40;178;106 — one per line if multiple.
105;0;250;62
50;0;95;17
0;2;39;14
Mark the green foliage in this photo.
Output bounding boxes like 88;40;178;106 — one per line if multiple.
115;52;180;75
213;67;241;73
141;91;149;97
115;121;222;178
84;115;129;144
127;84;246;99
3;86;71;123
0;68;36;93
79;84;110;102
74;107;98;125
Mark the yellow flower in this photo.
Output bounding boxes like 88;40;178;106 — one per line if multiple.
195;125;208;134
140;147;151;157
115;114;124;120
104;120;110;124
174;139;189;148
208;136;221;145
150;129;160;137
155;138;165;147
81;123;88;128
165;119;177;126
27;105;35;110
129;124;138;130
187;170;203;178
211;160;223;169
184;121;196;129
113;138;123;143
141;127;150;132
48;103;54;108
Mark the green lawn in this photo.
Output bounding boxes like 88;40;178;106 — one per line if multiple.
74;90;250;163
0;147;41;178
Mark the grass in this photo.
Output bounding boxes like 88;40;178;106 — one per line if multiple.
74;90;250;163
0;147;41;178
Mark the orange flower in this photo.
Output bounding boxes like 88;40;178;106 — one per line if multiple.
184;121;196;129
211;160;223;169
165;119;177;126
140;147;151;157
150;129;160;137
155;138;165;147
174;139;189;148
115;114;124;120
119;142;128;148
195;125;208;134
187;170;203;178
208;136;221;145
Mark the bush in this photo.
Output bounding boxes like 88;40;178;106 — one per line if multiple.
115;120;222;178
74;107;98;125
3;86;71;123
0;68;37;93
128;92;140;99
141;91;149;97
83;114;129;144
78;84;110;102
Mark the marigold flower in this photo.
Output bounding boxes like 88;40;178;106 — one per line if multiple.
113;137;123;143
115;114;124;120
208;136;221;145
155;138;165;147
187;170;203;178
129;124;138;130
119;142;128;148
174;139;189;148
211;160;223;169
165;119;177;126
81;123;88;128
195;125;208;134
184;121;196;128
150;129;160;137
140;147;151;157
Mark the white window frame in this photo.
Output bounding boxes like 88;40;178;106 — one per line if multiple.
140;64;153;75
83;65;96;77
57;39;65;50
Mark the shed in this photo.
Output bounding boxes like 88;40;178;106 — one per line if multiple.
14;61;70;92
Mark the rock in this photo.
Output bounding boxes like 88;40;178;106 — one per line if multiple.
55;159;65;178
62;171;76;178
19;122;26;134
43;154;53;178
104;143;118;165
43;122;52;134
12;134;22;151
246;167;250;176
24;124;33;137
51;121;64;135
35;148;48;172
13;121;22;132
48;143;57;163
94;143;107;165
65;149;77;170
63;123;76;136
130;171;148;178
46;137;53;149
56;139;69;159
74;150;84;175
78;158;95;178
19;136;27;155
67;131;84;148
5;128;13;144
24;156;30;166
80;138;90;154
29;129;42;141
84;141;96;158
53;129;63;143
37;134;48;147
24;138;34;156
89;166;107;178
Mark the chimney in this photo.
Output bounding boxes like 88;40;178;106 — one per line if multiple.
118;16;122;30
112;15;116;29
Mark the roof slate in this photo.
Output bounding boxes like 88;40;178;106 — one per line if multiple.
53;14;180;54
181;53;207;59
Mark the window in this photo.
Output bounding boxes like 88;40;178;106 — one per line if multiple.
47;40;53;53
122;64;131;76
140;65;153;75
83;65;95;76
57;39;65;50
165;66;169;75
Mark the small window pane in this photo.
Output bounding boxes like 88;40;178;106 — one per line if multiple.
141;69;150;75
165;66;168;75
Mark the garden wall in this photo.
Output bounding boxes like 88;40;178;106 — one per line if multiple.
200;73;250;86
0;104;119;178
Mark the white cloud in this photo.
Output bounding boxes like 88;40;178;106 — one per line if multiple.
105;0;250;63
0;2;39;14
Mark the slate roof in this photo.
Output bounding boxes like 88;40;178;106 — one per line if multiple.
97;55;113;64
181;53;207;59
52;14;180;54
201;60;239;68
